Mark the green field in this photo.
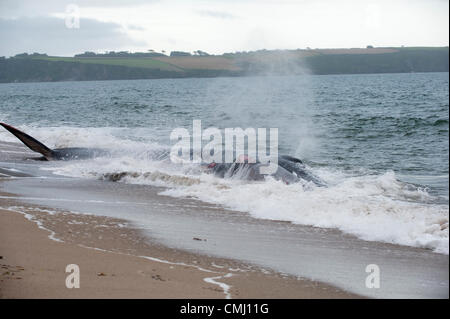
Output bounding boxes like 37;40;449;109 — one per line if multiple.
32;56;183;71
2;47;447;83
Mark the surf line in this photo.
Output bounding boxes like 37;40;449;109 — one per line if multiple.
204;273;233;299
140;255;234;299
1;206;63;242
0;205;235;299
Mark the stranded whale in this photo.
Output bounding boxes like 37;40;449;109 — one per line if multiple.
1;122;324;185
0;123;107;160
204;155;324;185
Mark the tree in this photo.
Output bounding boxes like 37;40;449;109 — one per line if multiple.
193;50;210;56
170;51;191;57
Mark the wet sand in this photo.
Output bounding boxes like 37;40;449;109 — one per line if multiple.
0;139;361;299
0;191;359;298
0;140;448;299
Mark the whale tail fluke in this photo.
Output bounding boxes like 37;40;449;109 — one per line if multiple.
0;123;54;159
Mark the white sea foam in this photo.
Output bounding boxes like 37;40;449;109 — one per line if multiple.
204;273;233;299
0;206;63;242
45;152;449;254
1;126;448;254
161;170;448;253
0;125;160;150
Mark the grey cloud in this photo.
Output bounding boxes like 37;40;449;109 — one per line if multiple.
0;16;145;57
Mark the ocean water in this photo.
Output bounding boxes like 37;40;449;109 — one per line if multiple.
0;72;448;254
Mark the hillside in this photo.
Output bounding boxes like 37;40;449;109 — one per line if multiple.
0;47;448;83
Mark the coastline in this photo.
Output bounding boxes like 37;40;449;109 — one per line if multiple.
1;47;448;83
0;140;447;299
0;190;360;299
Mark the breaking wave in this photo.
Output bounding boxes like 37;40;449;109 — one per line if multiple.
1;125;448;254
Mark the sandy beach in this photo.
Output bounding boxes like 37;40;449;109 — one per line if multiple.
0;139;362;299
0;0;448;302
0;139;448;299
0;189;359;299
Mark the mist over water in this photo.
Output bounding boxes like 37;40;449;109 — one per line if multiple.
0;72;448;253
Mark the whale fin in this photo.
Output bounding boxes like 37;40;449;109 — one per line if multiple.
0;123;54;159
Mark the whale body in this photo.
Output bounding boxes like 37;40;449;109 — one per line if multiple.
205;155;324;185
1;122;324;185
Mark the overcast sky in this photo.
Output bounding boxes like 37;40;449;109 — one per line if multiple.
0;0;448;57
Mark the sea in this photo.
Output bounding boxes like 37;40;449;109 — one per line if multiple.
0;72;448;298
0;72;448;253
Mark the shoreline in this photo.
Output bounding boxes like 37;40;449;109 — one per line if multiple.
0;141;447;299
0;190;360;299
1;71;448;85
1;47;448;84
